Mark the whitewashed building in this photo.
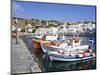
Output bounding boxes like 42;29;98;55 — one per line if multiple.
35;27;58;35
26;24;33;32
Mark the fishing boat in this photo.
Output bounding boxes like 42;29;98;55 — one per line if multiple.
32;34;61;49
41;37;96;61
32;27;63;49
32;35;48;48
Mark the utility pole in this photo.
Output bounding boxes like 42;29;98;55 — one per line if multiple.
15;18;18;44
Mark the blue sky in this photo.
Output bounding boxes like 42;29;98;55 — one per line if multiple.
12;1;96;22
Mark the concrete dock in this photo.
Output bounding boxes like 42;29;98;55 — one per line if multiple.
11;37;42;74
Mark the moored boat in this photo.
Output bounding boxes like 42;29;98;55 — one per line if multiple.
41;37;96;61
32;34;60;49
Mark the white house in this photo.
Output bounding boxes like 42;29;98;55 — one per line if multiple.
35;27;58;35
26;24;33;32
12;25;22;32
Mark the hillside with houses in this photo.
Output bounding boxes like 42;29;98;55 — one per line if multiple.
12;17;96;36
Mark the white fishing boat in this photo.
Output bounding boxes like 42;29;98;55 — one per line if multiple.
41;37;96;61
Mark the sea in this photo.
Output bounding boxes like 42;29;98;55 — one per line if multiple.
22;35;96;72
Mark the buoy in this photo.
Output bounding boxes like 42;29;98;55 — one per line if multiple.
83;52;90;57
58;50;64;55
78;53;83;58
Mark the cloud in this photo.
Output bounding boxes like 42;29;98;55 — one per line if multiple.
12;1;25;14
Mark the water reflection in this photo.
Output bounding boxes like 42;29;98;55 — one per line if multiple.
42;53;96;72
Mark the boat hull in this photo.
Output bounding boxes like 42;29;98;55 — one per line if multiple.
49;55;94;62
32;37;49;49
32;38;42;49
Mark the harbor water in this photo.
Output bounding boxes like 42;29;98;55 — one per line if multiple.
22;35;96;72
